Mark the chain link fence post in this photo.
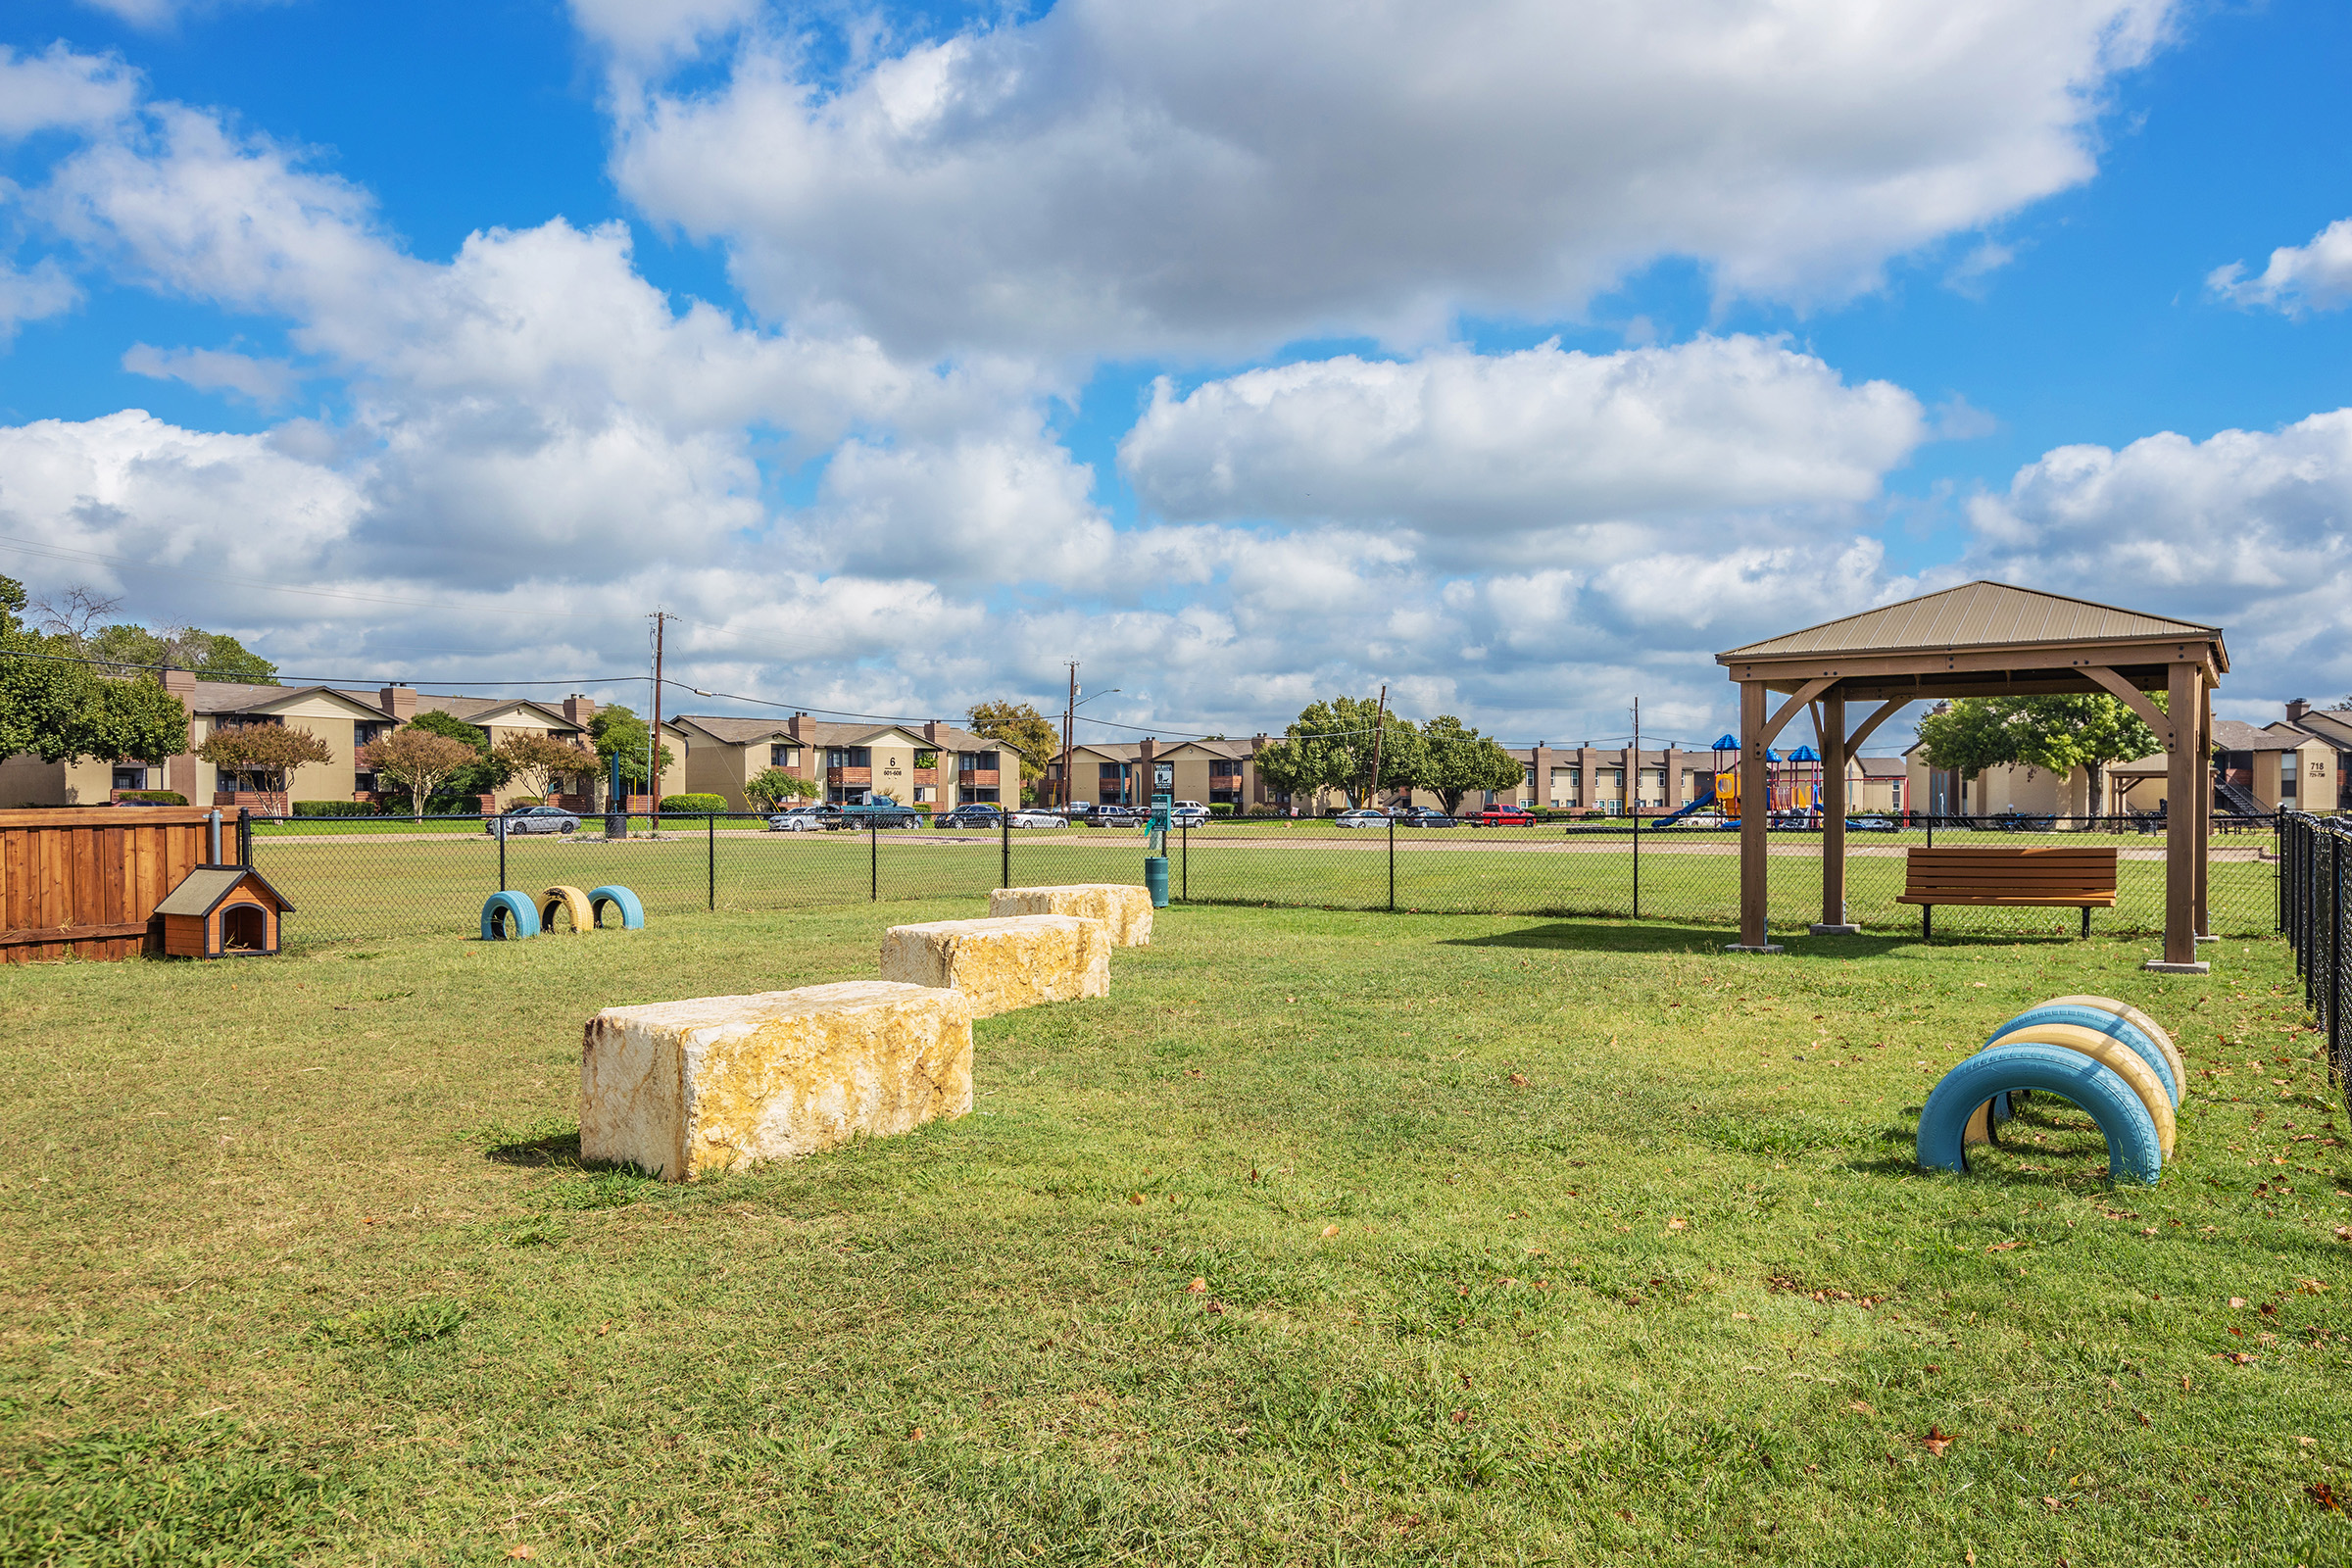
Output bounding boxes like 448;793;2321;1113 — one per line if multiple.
870;815;878;902
708;812;716;911
1001;808;1010;890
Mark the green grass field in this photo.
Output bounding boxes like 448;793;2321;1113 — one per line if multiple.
2;905;2345;1564
247;820;2280;949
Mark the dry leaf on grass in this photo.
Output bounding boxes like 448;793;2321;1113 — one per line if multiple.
909;1427;925;1442
1507;1072;1530;1087
1985;1241;2024;1253
1186;1277;1206;1294
1320;1224;1339;1237
1129;1194;1145;1205
2230;1297;2248;1308
1922;1427;1955;1457
1848;1400;1874;1415
1666;1218;1689;1231
505;1549;536;1562
2312;1481;2343;1512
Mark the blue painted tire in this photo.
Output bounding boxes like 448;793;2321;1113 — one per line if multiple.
587;885;645;930
1986;1004;2179;1105
1918;1042;2163;1184
481;890;541;941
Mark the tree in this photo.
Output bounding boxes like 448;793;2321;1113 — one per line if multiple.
359;726;481;821
0;576;191;765
399;709;507;800
85;622;278;682
745;766;820;808
1415;714;1525;813
587;705;672;791
966;701;1058;786
195;722;332;809
1915;695;2161;816
1255;697;1426;809
492;731;600;801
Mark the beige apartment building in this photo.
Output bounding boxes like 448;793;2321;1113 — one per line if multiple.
1042;735;1906;816
676;714;1009;810
0;672;685;809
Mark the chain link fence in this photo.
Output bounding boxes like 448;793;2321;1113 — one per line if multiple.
248;809;2280;949
2280;811;2349;1116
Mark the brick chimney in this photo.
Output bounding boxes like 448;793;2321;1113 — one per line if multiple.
562;693;597;726
2286;698;2311;723
923;719;940;743
379;684;416;721
1139;736;1155;765
162;668;199;799
787;712;806;742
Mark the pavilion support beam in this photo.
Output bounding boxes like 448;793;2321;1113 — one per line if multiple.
2196;679;2213;938
1812;691;1856;935
1729;680;1783;954
2148;660;2210;974
1844;698;1908;756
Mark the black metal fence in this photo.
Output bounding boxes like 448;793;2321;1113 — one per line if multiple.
2279;811;2348;1112
246;809;2281;949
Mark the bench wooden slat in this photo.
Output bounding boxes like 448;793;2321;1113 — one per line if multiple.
1896;894;2118;907
1900;845;2118;934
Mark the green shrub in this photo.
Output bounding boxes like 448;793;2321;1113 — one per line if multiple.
1209;803;1236;816
659;793;729;814
115;790;188;806
505;796;543;808
291;800;378;817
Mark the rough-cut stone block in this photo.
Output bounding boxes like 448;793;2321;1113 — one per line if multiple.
580;981;972;1181
988;883;1153;947
879;913;1110;1017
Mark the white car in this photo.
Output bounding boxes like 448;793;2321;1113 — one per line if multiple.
1006;810;1066;829
1334;808;1389;828
764;806;834;832
1169;801;1211;823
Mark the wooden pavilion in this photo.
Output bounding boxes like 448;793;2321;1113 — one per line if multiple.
1715;581;2227;972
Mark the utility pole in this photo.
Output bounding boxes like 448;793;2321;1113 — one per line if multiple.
649;611;672;808
1367;684;1389;809
1061;662;1078;810
1631;695;1641;918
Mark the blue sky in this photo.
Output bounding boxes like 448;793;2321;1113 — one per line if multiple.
0;0;2346;749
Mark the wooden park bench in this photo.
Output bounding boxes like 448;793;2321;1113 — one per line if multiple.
1896;846;2119;939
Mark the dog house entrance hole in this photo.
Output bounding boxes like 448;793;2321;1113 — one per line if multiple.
221;904;268;952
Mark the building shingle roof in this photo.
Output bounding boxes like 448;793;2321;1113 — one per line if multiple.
674;714;999;753
2212;719;2309;754
1719;580;2225;662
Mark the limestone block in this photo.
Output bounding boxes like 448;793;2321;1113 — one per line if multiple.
988;883;1154;947
580;980;972;1182
879;913;1110;1017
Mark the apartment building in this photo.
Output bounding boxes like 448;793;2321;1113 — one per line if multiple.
0;673;685;809
675;714;1009;810
1047;737;1258;809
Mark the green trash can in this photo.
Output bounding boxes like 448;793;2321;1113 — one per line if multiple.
1144;856;1169;908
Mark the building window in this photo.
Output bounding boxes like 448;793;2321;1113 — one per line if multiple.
2280;755;2297;797
113;764;148;792
968;787;999;804
826;747;870;769
914;750;938;769
957;752;980;773
770;744;799;767
1099;760;1128;803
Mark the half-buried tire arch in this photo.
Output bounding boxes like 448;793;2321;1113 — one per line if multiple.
1918;1042;2164;1184
2044;995;2185;1090
481;890;541;941
1988;1004;2180;1105
538;885;593;934
587;885;645;930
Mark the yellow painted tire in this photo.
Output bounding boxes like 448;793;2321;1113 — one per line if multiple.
539;884;593;934
2045;995;2184;1092
1989;1022;2175;1157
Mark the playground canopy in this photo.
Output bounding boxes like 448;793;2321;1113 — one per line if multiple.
1714;580;2228;970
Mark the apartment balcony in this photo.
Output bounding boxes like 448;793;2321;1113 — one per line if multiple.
956;768;1001;787
826;767;874;785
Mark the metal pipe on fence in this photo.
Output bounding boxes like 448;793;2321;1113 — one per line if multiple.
1001;808;1010;890
1181;819;1189;901
237;808;252;867
1388;811;1396;913
498;812;506;893
206;808;222;866
870;815;878;901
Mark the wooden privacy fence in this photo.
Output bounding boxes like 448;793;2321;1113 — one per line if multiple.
0;807;244;963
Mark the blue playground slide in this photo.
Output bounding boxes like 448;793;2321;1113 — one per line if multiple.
1649;781;1718;825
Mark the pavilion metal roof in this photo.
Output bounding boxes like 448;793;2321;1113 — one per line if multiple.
1718;581;2226;664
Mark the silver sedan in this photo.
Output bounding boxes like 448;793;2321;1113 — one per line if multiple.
1006;810;1067;829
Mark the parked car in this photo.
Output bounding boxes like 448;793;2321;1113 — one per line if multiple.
764;805;838;832
835;800;923;830
485;804;579;837
1167;801;1212;824
1845;815;1898;833
1334;808;1389;828
1468;804;1536;826
1007;809;1066;829
1392;807;1459;827
934;804;1003;829
1094;803;1147;826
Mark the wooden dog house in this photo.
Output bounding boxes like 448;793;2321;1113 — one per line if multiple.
155;866;295;958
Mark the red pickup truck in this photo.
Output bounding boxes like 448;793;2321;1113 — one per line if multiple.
1469;804;1536;826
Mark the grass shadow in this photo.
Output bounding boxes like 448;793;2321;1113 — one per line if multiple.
484;1130;582;1168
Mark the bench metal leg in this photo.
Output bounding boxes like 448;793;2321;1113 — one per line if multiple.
1923;905;1932;941
2082;905;2090;939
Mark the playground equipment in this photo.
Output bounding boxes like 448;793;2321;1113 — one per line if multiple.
1916;995;2179;1183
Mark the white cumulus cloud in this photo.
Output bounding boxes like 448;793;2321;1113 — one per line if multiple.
606;0;2172;357
1119;336;1926;536
2208;218;2352;315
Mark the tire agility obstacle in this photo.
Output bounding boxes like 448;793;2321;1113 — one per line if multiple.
1917;995;2179;1184
1918;1042;2165;1184
587;885;645;930
481;890;541;941
538;885;593;934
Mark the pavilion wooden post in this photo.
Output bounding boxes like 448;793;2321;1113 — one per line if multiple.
2196;680;2213;938
2157;661;2204;970
1812;692;1856;934
1731;680;1782;952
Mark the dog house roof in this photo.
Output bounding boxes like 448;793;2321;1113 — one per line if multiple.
155;866;297;918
